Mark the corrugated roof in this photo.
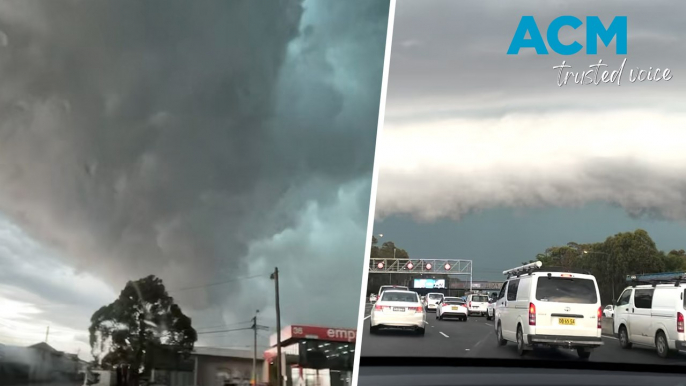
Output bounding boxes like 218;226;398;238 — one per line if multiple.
192;346;260;360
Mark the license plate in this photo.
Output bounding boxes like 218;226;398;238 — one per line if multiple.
393;307;405;312
451;306;458;310
472;306;478;309
558;318;576;326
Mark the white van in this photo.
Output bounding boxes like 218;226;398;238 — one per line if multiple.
424;292;444;312
494;262;603;359
613;277;686;358
466;294;489;316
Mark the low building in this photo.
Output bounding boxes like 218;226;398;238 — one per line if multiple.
147;345;264;386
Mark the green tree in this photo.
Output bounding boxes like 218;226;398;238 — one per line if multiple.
89;275;197;385
370;238;410;259
534;229;678;304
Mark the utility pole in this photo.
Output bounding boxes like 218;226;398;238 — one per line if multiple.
270;267;282;386
252;311;258;386
45;326;49;343
250;313;270;386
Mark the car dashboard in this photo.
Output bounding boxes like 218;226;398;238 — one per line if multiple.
357;358;686;386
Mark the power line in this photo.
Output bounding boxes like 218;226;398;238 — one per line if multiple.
196;327;253;335
169;273;266;293
194;320;253;331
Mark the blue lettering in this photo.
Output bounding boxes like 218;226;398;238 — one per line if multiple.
547;16;583;56
587;16;627;54
507;16;548;55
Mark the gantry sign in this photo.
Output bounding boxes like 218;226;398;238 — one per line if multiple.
369;258;472;276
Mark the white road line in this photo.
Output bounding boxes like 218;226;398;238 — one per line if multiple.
602;334;617;340
439;332;449;338
424;321;429;325
485;323;493;326
364;315;370;320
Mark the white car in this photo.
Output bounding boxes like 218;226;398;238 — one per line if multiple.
436;297;468;321
370;290;426;335
467;294;489;316
614;274;686;358
602;304;614;318
486;300;495;320
369;294;378;303
494;262;603;359
424;292;444;312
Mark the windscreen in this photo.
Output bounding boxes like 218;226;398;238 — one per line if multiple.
382;292;418;303
535;277;598;304
428;293;442;300
472;295;488;302
445;299;465;305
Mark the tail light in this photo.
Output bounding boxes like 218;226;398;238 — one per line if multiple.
374;304;384;311
414;307;423;313
468;301;472;308
597;307;602;329
442;303;448;307
528;302;536;326
678;312;684;333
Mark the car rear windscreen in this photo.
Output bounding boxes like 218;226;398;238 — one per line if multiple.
535;277;598;304
446;300;465;305
428;294;442;299
382;292;418;303
472;296;488;302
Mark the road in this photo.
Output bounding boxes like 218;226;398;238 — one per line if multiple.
360;304;686;365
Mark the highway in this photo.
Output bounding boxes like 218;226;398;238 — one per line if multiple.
360;304;686;365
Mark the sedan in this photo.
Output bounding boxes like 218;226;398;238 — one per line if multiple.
486;301;495;320
370;290;426;335
602;304;614;318
436;297;468;321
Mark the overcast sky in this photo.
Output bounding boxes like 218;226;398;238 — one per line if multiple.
373;0;686;280
0;0;389;358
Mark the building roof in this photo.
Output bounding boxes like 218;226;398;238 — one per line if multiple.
29;342;59;353
193;346;259;361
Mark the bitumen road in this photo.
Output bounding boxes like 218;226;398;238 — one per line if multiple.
360;303;686;365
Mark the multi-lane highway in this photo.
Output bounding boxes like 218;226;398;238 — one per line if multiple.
360;303;686;365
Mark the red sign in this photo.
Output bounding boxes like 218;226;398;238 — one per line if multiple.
269;325;357;347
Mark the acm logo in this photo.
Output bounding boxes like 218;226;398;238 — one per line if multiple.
508;16;627;55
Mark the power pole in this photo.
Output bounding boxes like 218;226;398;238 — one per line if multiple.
251;312;269;386
270;267;282;386
45;326;50;343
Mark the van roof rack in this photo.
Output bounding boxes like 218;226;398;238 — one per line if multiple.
503;261;542;279
626;272;686;287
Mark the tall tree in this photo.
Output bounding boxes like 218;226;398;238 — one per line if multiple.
89;275;197;385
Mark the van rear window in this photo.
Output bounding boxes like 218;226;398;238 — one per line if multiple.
535;277;598;304
428;294;442;299
472;296;488;302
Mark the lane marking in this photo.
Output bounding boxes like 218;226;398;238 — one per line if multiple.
439;332;449;338
364;315;370;320
602;334;617;340
485;323;493;327
424;321;429;325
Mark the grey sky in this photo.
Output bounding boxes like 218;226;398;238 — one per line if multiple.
386;0;685;121
372;0;686;283
0;0;389;357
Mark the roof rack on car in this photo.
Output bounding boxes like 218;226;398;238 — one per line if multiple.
625;272;686;287
502;261;542;279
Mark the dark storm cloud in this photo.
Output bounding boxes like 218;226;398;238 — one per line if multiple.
386;0;686;121
0;0;388;334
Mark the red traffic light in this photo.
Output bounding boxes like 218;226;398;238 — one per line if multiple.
407;262;414;269
444;263;451;270
377;262;384;269
425;263;432;270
